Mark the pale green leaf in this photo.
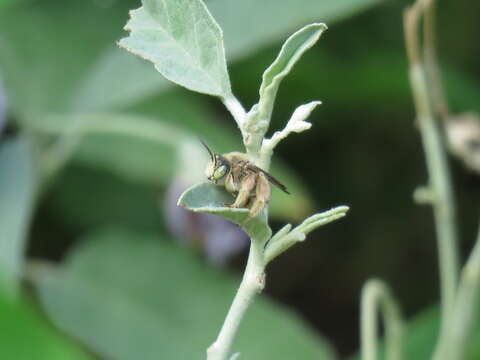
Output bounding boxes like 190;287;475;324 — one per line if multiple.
34;113;185;145
70;46;170;112
33;112;186;184
119;0;231;97
0;0;133;117
0;289;90;360
0;137;35;296
33;228;337;360
177;182;271;240
257;23;327;121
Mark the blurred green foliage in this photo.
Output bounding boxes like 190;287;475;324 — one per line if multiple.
0;289;89;360
0;0;479;358
0;138;35;296
34;228;336;359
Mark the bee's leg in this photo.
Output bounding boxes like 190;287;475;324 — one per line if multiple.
248;173;271;219
229;173;256;208
222;174;237;207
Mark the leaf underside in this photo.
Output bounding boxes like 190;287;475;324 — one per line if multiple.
177;182;271;239
178;182;249;223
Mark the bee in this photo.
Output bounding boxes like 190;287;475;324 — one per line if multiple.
200;140;290;220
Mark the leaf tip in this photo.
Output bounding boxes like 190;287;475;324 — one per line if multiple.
312;22;328;31
176;191;187;208
333;205;350;218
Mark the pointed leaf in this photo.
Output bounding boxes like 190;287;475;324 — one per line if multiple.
257;23;327;120
265;206;349;263
119;0;231;98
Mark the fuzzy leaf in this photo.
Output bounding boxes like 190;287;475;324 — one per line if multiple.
257;23;327;120
265;206;349;263
119;0;231;98
286;101;321;131
177;182;271;240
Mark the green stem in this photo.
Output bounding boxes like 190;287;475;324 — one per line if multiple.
423;0;449;120
206;238;266;360
404;0;459;330
222;95;248;137
408;63;459;329
432;222;480;360
361;279;403;360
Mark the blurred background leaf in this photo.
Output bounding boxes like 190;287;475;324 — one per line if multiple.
0;289;90;360
0;137;35;297
33;228;336;360
209;0;382;61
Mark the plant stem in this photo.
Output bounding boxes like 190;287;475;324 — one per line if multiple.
410;62;459;334
361;279;403;360
404;3;459;331
222;95;248;134
433;221;480;360
423;0;449;120
207;239;266;360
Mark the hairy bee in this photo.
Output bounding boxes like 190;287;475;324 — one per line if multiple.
200;140;290;219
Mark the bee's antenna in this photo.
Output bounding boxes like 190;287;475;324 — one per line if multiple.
199;138;214;161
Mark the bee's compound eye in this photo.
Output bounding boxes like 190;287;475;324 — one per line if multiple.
213;165;227;180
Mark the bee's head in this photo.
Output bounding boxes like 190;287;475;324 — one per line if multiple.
206;154;230;184
200;139;230;185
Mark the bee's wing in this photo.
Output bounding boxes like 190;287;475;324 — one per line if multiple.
247;164;290;194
